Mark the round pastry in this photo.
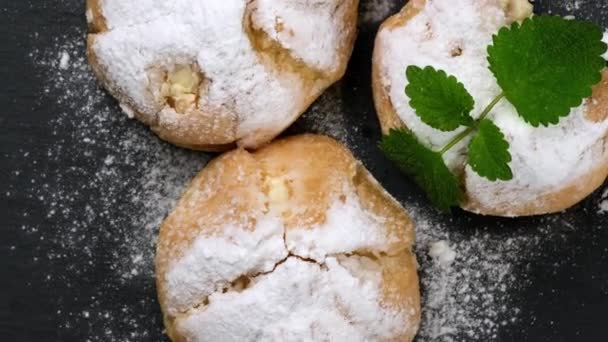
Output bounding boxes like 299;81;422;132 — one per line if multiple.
372;0;608;216
86;1;358;151
155;134;420;341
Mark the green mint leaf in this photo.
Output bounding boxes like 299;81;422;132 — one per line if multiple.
468;119;513;181
405;66;475;131
488;16;607;127
380;129;462;211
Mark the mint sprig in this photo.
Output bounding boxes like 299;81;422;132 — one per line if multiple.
381;16;607;211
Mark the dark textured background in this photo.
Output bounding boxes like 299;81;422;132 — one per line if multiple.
1;0;607;341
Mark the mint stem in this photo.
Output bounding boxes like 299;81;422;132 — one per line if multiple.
439;92;505;155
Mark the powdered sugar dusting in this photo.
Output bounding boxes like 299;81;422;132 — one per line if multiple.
285;188;397;262
251;0;356;72
177;257;408;341
411;205;542;341
359;0;397;26
289;86;354;146
598;189;608;214
166;217;287;315
13;4;608;342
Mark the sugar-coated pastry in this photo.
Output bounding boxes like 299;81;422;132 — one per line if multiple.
155;134;420;341
373;0;608;216
86;0;358;151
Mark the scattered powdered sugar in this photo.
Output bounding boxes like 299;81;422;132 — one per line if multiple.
14;4;608;342
409;205;548;341
59;50;70;70
564;0;583;11
25;32;208;340
358;0;397;26
405;190;606;341
545;0;608;21
598;189;608;214
599;201;608;214
287;85;362;151
32;36;209;282
428;241;457;268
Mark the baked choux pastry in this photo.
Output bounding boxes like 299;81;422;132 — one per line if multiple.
86;1;358;151
155;134;420;341
373;0;608;216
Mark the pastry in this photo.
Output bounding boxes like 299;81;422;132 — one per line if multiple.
86;0;358;151
155;134;420;341
372;0;608;216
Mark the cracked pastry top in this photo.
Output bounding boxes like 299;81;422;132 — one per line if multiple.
372;0;608;216
155;135;421;342
85;0;359;151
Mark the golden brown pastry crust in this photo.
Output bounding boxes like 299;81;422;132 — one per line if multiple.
372;0;608;217
372;0;426;136
156;134;420;341
86;0;359;151
85;0;106;33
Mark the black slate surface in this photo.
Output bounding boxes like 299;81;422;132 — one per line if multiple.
1;1;607;341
